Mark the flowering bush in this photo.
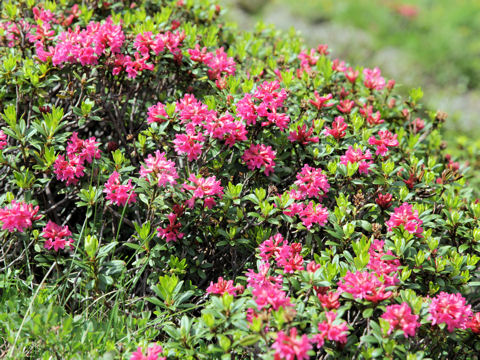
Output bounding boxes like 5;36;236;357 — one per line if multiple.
0;0;480;359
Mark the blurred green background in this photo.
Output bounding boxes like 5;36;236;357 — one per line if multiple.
221;0;480;189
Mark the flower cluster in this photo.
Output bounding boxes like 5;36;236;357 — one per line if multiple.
428;292;473;332
272;327;311;360
42;220;74;251
381;303;421;338
324;116;348;140
0;200;41;233
156;213;184;243
340;146;373;174
386;202;423;236
130;344;165;360
292;165;330;200
236;81;290;131
183;174;224;209
104;171;137;206
139;151;178;187
206;277;244;296
368;129;399;156
242;143;276;176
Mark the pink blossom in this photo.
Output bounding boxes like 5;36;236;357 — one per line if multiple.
428;292;473;332
331;59;346;72
42;221;74;251
340;146;373;174
299;201;329;229
173;132;205;161
359;104;384;126
363;67;386;91
242;144;276;176
293;164;330;200
367;240;400;286
343;67;359;83
134;31;155;57
467;313;480;334
309;92;334;110
337;271;393;302
206;277;243;296
147;102;169;124
66;132;101;164
376;193;393;209
0;130;7;150
202;113;247;147
188;44;212;62
337;99;355;114
183;174;223;209
104;171;136;206
272;327;312;360
275;243;304;273
54;154;85;185
381;302;420;338
324;116;348;140
157;213;184;243
317;291;340;310
204;47;236;80
314;311;349;347
0;200;41;232
368;130;399;156
259;233;285;261
130;344;165;360
140;151;178;187
386;203;423;236
288;124;319;145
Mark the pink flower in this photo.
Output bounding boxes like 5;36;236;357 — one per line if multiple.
317;291;340;310
147;102;169;123
299;201;329;229
314;311;349;347
173;132;205;161
188;44;212;62
202;113;247;147
204;47;236;80
275;242;304;273
0;130;8;150
309;92;334;110
359;104;384;126
288;124;319;145
337;271;393;302
130;344;165;360
367;240;400;286
0;200;41;232
381;302;420;338
343;67;359;83
54;154;85;185
340;146;373;175
242;144;276;176
140;151;178;187
104;171;136;206
157;213;184;243
183;174;223;209
428;292;473;332
259;233;285;261
42;221;74;251
467;313;480;334
368;130;399;156
337;99;355;114
66;132;101;164
272;327;312;360
206;277;243;296
324;116;348;140
363;67;386;91
376;193;393;209
293;164;330;200
386;203;423;236
134;31;155;57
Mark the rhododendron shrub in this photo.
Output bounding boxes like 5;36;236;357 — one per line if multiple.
1;0;480;359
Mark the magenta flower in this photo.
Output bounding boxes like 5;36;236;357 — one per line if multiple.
293;164;330;200
183;174;223;209
381;302;420;338
147;102;169;124
140;151;178;187
206;277;243;296
428;292;473;332
340;146;373;174
157;213;184;243
363;67;386;91
275;242;304;273
66;132;101;164
104;171;136;206
337;99;355;114
0;200;41;232
343;67;359;83
173;132;205;161
130;344;165;360
337;271;393;302
242;144;276;176
386;202;423;236
368;130;399;156
298;201;329;229
271;327;312;360
314;311;349;347
204;47;236;80
0;130;7;150
309;91;334;110
42;220;74;251
288;124;319;145
202;113;247;147
367;240;400;286
467;313;480;334
53;154;85;186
